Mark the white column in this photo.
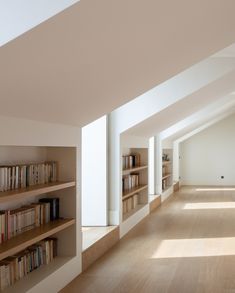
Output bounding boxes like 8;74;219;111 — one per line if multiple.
108;114;121;225
173;141;180;183
148;137;155;195
81;116;108;226
155;135;162;195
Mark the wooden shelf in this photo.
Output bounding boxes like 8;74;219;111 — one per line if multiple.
123;203;148;221
0;181;76;203
4;256;74;293
162;161;171;165
149;194;161;203
162;174;172;180
122;165;148;175
122;185;148;200
0;218;75;261
162;185;172;193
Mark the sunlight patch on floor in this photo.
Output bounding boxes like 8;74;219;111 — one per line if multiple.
151;237;235;258
183;202;235;210
196;187;235;192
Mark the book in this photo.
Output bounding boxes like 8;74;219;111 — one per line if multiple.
0;162;57;192
0;238;58;290
39;198;59;221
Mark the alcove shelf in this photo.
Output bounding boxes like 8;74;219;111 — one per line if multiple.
162;174;172;180
121;148;148;222
122;184;148;200
122;203;147;222
162;148;173;192
122;165;148;175
0;145;77;292
0;218;75;261
0;181;76;203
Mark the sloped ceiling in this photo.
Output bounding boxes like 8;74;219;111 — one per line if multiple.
0;0;80;46
124;71;235;137
0;0;235;126
167;109;235;144
161;95;235;142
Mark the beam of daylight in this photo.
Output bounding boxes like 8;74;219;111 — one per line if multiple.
196;188;235;191
183;202;235;210
151;237;235;258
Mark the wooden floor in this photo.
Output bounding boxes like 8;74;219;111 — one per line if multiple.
61;186;235;293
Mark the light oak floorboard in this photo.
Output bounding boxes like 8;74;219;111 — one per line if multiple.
61;186;235;293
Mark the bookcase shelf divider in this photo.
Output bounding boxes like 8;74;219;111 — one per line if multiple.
0;145;77;291
162;148;173;192
0;181;76;203
121;148;149;221
0;218;75;261
122;165;148;175
122;184;148;200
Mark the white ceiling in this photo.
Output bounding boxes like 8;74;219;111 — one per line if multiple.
161;95;235;143
212;43;235;58
0;0;235;126
0;0;80;46
124;70;235;137
170;110;235;145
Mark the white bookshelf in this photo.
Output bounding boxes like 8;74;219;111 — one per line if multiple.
0;145;77;292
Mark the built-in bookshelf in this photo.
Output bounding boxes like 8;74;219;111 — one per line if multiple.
162;149;173;192
122;148;148;221
0;146;76;292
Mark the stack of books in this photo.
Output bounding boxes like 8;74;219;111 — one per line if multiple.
123;194;138;214
0;238;57;291
122;173;139;191
122;154;140;170
162;179;167;190
0;161;57;192
0;198;59;243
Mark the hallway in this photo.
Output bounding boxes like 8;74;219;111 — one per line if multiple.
61;187;235;293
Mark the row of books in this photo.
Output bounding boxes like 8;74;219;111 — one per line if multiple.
162;154;170;161
162;179;167;190
162;164;171;172
123;194;138;214
0;161;57;192
122;173;139;191
122;154;141;170
162;171;171;177
0;237;57;291
0;197;59;244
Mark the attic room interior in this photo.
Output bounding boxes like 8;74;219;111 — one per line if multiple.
1;0;235;292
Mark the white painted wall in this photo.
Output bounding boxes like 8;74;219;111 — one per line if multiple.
155;135;162;195
121;134;148;148
173;141;180;183
82;116;107;226
162;140;173;149
0;0;79;46
180;114;235;185
0;115;79;146
149;137;155;195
